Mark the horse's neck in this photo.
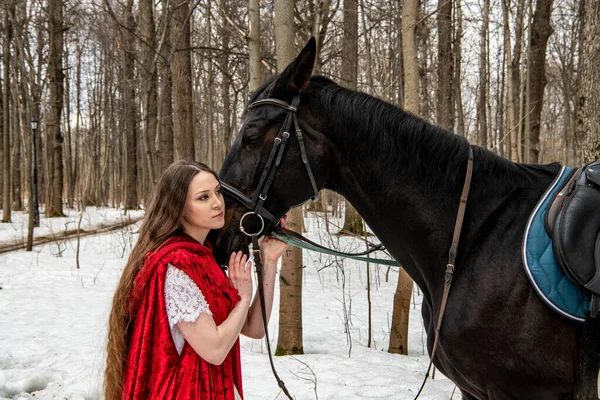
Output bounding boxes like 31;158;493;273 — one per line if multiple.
319;97;533;294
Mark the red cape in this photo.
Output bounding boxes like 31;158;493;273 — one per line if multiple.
122;234;243;399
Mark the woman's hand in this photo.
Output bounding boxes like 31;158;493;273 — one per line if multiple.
228;251;252;302
260;215;289;263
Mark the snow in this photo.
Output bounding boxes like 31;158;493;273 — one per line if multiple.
0;207;455;400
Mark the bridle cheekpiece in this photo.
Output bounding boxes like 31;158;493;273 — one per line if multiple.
220;93;319;237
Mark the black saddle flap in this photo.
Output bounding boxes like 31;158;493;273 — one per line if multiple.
552;160;600;296
545;169;579;235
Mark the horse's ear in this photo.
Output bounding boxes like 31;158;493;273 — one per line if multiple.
276;37;316;92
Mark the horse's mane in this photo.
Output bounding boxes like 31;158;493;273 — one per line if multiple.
247;74;525;189
307;76;523;189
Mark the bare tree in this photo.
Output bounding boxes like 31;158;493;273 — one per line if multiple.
158;17;174;174
2;0;14;222
339;0;365;236
123;0;138;209
403;0;419;116
454;0;466;138
171;0;195;161
576;0;600;163
46;0;65;217
388;0;420;356
139;0;158;191
218;1;233;163
501;0;518;161
476;0;489;148
436;0;454;130
248;0;262;93
527;0;554;164
275;0;304;357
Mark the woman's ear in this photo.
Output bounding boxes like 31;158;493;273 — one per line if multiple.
274;37;316;93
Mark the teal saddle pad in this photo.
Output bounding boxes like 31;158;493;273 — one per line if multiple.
522;166;590;322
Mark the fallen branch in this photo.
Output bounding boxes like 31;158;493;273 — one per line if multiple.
0;217;142;254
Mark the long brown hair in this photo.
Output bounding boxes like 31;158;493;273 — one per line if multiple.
104;160;218;400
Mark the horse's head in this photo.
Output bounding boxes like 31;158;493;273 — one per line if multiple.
213;38;332;264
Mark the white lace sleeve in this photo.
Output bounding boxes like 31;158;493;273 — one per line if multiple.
165;264;213;355
165;264;212;328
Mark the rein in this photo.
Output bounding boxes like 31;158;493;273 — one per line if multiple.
250;234;293;399
272;227;400;266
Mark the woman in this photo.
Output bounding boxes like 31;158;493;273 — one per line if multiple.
104;160;286;400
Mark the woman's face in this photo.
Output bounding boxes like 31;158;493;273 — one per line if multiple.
181;171;225;236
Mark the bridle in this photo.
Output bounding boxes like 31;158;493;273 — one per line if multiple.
220;93;319;239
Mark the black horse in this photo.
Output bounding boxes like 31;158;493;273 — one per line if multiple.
213;38;599;399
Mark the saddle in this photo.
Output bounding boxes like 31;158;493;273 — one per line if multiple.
545;160;600;317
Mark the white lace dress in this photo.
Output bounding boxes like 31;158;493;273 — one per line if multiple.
164;264;242;400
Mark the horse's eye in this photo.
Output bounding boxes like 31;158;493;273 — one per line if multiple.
242;135;260;146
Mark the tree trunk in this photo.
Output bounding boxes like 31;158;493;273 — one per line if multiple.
206;61;215;167
73;43;81;207
417;8;431;121
0;59;2;212
170;0;195;161
248;0;262;93
159;23;174;174
527;0;554;164
501;0;518;162
274;0;303;357
139;0;158;193
454;0;466;138
496;45;506;157
576;0;600;164
11;97;21;211
436;0;454;130
340;0;357;91
47;0;65;217
402;0;419;115
389;268;413;354
387;0;420;356
511;0;526;162
339;0;366;236
275;206;304;356
64;45;73;208
219;4;232;163
477;0;489;148
2;0;13;222
123;0;138;209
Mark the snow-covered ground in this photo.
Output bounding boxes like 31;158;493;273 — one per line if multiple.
0;207;455;400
